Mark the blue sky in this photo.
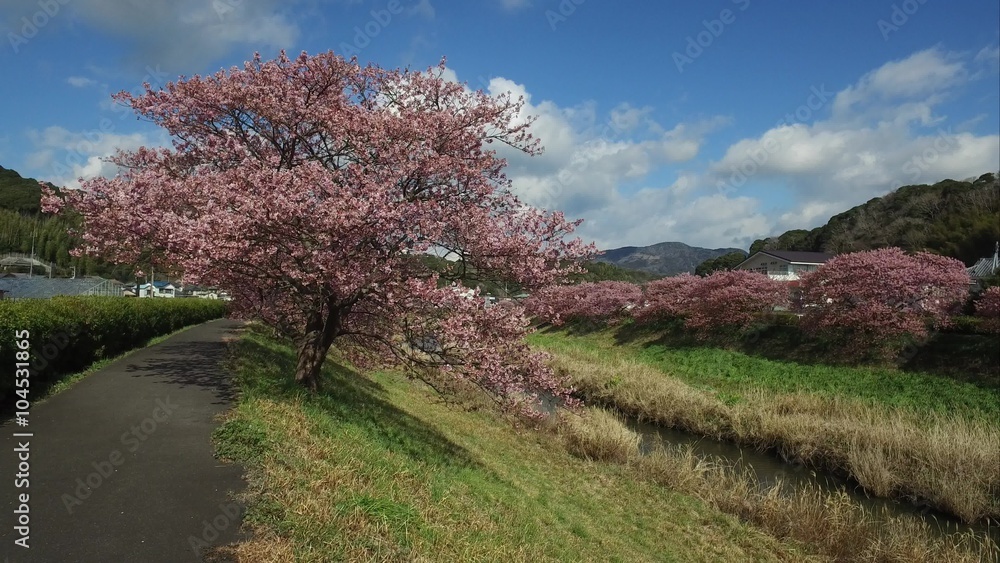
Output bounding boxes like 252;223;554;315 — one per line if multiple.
1;0;998;250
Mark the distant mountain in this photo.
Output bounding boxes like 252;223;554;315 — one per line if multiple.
595;241;746;276
750;173;1000;266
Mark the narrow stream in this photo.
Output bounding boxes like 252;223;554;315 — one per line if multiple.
624;417;1000;545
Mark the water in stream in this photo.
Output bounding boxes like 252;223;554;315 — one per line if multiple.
624;417;1000;546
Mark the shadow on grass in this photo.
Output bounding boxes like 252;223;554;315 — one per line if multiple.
536;320;615;337
603;320;1000;391
903;333;1000;390
233;334;480;471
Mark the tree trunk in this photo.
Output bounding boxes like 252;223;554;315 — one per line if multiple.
294;329;327;391
293;303;342;391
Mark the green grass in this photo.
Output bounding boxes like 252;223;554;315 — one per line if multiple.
528;328;1000;419
213;331;815;562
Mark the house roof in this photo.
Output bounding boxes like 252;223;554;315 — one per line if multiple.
753;250;834;264
736;250;835;270
0;277;123;299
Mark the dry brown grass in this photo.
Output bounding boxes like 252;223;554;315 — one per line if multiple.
551;350;1000;523
557;407;642;463
203;532;297;562
557;407;999;563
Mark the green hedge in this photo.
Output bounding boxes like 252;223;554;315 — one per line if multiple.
0;297;228;405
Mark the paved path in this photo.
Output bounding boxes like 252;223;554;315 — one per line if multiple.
0;319;248;562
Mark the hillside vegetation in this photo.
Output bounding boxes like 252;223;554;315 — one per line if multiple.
0;165;46;214
0;164;136;279
751;173;1000;265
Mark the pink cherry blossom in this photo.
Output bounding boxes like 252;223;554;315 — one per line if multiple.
974;286;1000;334
42;51;594;415
631;274;700;324
682;270;789;334
524;281;642;325
798;247;970;352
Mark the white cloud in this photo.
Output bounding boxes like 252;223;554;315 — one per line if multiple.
478;75;722;220
498;0;531;11
701;47;999;248
409;0;435;19
63;0;299;70
66;76;97;88
975;45;1000;65
471;46;999;251
25;126;162;188
831;48;966;117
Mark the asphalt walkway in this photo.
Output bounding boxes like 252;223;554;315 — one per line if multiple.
0;319;248;562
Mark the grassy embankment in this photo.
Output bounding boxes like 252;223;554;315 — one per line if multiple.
527;324;1000;524
211;329;994;562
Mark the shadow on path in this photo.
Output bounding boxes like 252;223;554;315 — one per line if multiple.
0;319;248;563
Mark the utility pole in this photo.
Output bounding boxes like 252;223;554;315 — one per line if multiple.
28;228;36;278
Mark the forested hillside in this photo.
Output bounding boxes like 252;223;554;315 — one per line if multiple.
0;165;134;279
0;165;46;214
751;173;1000;265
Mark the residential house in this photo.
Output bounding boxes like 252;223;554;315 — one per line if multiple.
138;281;177;298
735;250;834;282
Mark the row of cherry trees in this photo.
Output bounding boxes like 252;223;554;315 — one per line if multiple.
525;270;790;334
525;248;1000;344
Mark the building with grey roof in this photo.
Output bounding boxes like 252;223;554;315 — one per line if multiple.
0;277;124;300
